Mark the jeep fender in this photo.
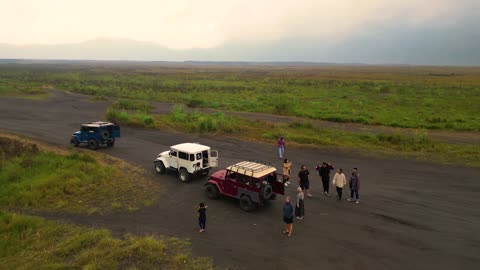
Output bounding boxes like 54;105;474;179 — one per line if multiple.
205;180;223;193
154;157;170;168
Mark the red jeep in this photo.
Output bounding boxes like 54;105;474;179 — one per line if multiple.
205;161;285;211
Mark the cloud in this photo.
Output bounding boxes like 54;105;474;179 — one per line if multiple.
0;0;478;50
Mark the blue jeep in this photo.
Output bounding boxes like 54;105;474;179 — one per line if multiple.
70;121;120;150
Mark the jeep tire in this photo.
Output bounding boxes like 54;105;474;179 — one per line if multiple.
88;140;98;150
239;195;255;212
206;184;219;199
178;168;191;183
261;184;273;200
154;161;166;174
106;139;115;147
70;137;80;147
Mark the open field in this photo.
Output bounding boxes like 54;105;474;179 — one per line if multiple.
0;90;479;270
1;62;480;130
0;211;213;269
0;135;211;269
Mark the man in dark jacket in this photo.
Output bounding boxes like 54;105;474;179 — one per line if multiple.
316;162;334;196
348;168;360;204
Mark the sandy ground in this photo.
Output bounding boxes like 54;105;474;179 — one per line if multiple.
0;91;479;270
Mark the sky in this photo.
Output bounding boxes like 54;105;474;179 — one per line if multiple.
0;0;479;64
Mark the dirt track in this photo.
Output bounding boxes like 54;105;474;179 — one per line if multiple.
1;91;479;270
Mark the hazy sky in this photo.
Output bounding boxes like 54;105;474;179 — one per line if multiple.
1;0;479;64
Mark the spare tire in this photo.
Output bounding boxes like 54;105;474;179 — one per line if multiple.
102;131;110;140
260;184;273;200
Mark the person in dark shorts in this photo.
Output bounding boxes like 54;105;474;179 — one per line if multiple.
316;162;335;196
298;165;312;197
197;202;208;232
282;196;294;237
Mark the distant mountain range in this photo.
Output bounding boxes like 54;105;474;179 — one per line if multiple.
1;27;479;66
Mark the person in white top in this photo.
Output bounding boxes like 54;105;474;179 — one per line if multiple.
332;168;347;201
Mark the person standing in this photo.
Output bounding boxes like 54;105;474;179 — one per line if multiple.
197;202;208;232
298;165;312;197
332;168;347;200
282;158;292;186
348;168;360;204
282;196;294;236
277;137;285;159
316;162;334;196
295;186;305;220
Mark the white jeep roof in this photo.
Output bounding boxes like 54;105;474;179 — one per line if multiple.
171;143;210;153
227;161;276;178
83;121;114;127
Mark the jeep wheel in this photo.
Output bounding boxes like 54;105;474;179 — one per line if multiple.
261;184;273;200
70;137;79;147
206;184;219;199
106;139;115;147
154;161;166;174
178;168;191;183
88;140;98;150
240;195;255;212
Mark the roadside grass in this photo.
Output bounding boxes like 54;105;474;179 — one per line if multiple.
0;211;214;269
0;79;49;100
0;135;160;214
160;105;259;133
106;98;155;128
156;107;480;167
2;64;479;130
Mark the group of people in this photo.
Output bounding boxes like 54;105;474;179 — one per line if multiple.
196;137;362;234
279;137;361;237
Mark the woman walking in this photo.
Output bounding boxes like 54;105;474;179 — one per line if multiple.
295;187;305;220
332;168;347;200
282;196;294;237
282;158;292;186
277;136;285;159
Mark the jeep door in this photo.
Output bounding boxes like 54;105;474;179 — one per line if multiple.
169;150;178;169
271;173;285;195
209;150;218;167
112;125;121;137
223;170;239;197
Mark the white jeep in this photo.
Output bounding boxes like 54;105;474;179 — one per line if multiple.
153;143;218;182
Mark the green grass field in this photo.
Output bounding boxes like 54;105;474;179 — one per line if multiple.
1;63;479;130
0;211;213;269
153;106;480;167
0;135;159;214
0;135;213;269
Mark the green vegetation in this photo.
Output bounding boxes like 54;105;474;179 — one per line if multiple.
106;98;155;127
1;64;479;130
162;105;255;133
0;136;160;214
0;211;213;269
156;107;480;167
0;78;48;99
0;135;213;269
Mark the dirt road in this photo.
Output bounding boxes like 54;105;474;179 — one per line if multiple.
1;91;479;270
